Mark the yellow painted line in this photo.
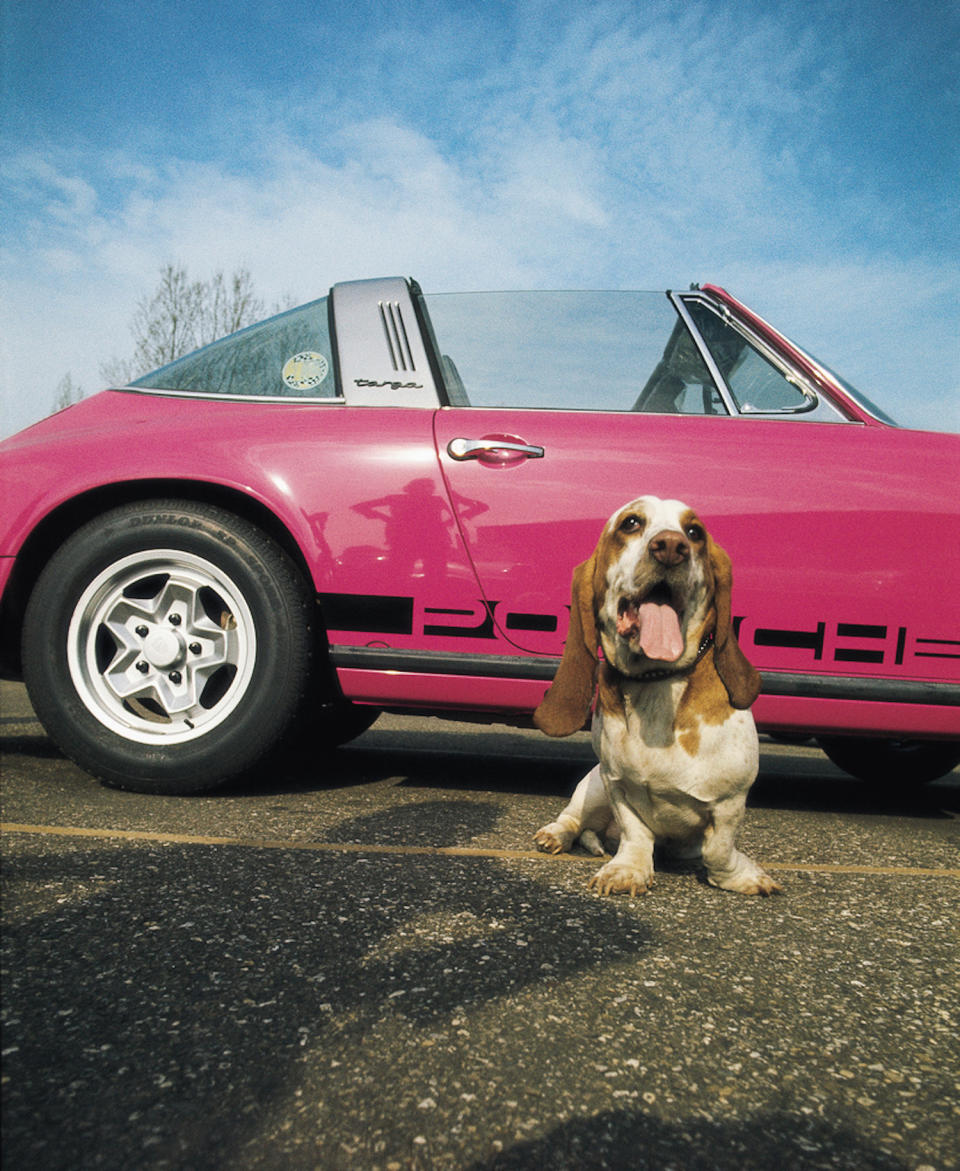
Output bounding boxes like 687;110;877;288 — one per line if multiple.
763;861;960;879
2;822;958;879
0;822;585;863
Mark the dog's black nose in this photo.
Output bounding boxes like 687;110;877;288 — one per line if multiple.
649;531;689;567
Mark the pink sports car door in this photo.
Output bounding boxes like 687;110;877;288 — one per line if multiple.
435;407;960;696
427;291;960;722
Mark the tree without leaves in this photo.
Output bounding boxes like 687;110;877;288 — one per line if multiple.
100;263;266;385
205;269;265;342
130;263;205;371
51;372;84;414
132;263;265;370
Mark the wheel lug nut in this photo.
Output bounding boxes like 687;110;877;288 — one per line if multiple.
189;643;202;655
136;625;149;638
169;614;182;626
136;661;149;674
169;670;182;684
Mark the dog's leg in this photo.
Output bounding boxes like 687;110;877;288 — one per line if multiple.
701;796;781;895
587;780;656;895
660;836;704;868
586;818;621;857
534;765;611;855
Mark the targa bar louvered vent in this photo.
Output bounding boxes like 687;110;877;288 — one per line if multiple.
379;301;416;372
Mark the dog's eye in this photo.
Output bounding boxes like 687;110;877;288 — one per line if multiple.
619;515;643;533
684;524;705;542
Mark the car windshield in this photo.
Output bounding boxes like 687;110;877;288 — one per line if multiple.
792;347;900;425
130;298;336;399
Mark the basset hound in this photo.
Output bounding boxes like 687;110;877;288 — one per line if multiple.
533;496;780;896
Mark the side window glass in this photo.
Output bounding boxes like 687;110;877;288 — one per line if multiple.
632;315;725;415
131;298;337;399
422;291;723;413
684;300;811;413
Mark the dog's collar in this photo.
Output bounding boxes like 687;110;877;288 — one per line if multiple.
615;630;715;684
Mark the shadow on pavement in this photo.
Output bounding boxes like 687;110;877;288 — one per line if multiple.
2;826;652;1169
468;1106;909;1170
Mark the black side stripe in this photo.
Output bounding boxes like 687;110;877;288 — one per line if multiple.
317;593;414;635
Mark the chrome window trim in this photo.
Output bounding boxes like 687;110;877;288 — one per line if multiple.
118;386;346;405
669;293;739;415
436;403;752;417
675;292;847;421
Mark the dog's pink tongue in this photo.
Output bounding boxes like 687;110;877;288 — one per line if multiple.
618;601;684;661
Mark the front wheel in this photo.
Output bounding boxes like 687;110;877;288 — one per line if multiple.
816;736;960;785
23;501;314;794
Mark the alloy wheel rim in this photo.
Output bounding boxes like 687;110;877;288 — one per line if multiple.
66;549;257;744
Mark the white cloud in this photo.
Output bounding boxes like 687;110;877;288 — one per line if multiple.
3;153;99;228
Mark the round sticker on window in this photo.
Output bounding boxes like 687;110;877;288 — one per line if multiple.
282;352;329;391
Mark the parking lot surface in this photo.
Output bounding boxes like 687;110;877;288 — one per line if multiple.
2;680;958;1170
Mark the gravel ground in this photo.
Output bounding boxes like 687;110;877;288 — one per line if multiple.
2;682;958;1169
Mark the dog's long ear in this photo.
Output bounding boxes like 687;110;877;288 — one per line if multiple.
534;552;600;736
709;538;761;710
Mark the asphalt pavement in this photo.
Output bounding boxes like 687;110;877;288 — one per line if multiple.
1;680;958;1170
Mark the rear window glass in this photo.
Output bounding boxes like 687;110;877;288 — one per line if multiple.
131;298;336;399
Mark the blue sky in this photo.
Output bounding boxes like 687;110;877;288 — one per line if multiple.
2;0;958;436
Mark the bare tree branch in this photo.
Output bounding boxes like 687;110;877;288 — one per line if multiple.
51;372;84;414
204;269;264;344
99;263;268;385
131;263;205;370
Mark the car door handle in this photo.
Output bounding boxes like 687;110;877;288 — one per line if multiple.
446;437;545;461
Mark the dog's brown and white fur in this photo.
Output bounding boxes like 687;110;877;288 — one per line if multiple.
533;496;780;896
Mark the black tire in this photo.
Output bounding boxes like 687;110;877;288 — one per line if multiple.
309;699;380;748
816;736;960;785
22;500;313;794
281;695;380;759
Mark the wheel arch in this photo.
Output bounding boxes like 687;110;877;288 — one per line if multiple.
1;479;323;679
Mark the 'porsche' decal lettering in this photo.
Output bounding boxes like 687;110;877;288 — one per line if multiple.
317;592;958;675
754;623;826;660
747;620;959;668
916;637;960;660
834;623;887;664
505;612;559;633
424;604;497;640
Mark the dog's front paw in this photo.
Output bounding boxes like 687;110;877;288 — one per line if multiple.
588;860;653;897
534;822;576;855
737;871;782;896
708;866;782;896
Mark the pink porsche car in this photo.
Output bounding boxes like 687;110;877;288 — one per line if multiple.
1;278;957;793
